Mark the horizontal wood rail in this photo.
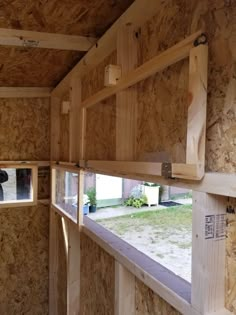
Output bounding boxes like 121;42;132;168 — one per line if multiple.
0;28;97;51
81;30;202;109
80;160;203;181
0;87;52;98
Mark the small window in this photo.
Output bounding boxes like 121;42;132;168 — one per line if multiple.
52;167;79;223
0;164;37;207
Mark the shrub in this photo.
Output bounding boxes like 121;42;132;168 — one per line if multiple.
125;194;147;208
86;188;97;206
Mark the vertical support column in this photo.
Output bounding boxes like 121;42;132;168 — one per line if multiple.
191;191;227;314
115;262;135;315
51;96;61;161
49;209;59;315
67;222;80;315
69;76;82;162
116;24;138;160
186;44;208;178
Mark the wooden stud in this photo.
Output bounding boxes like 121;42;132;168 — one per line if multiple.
51;96;61;161
115;262;135;315
69;76;81;162
49;208;59;315
61;101;71;115
0;28;97;51
104;65;122;87
116;24;138;161
186;44;208;176
0;87;52;98
81;31;202;109
67;222;80;315
192;192;228;314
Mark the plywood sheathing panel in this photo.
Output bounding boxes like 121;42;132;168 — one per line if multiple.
38;166;50;200
136;0;236;172
0;0;134;86
0;204;49;315
226;198;236;313
0;98;50;160
80;232;115;315
135;278;182;315
0;47;84;87
83;52;116;160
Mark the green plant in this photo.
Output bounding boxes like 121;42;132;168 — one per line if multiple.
86;187;97;206
125;195;147;208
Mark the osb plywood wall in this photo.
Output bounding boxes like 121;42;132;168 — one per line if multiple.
135;278;181;315
0;98;50;160
80;233;115;315
82;0;236;173
226;198;236;313
0;204;49;315
0;97;50;315
82;52;117;160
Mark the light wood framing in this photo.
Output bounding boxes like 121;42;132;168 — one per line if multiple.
0;28;97;51
78;32;208;181
0;87;52;98
52;0;162;97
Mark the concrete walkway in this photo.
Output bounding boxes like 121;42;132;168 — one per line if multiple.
88;198;192;220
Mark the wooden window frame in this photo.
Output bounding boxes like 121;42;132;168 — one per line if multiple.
51;163;84;226
0;162;38;208
78;31;208;181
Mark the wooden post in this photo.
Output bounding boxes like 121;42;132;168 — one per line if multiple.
69;76;82;162
191;191;227;314
49;208;59;315
116;24;138;160
115;262;135;315
51;96;61;161
186;44;208;178
67;222;80;315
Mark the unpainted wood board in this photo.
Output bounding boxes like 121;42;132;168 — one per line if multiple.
56;214;67;315
226;198;236;314
80;232;115;315
136;0;236;172
83;52;116;160
0;97;50;160
59;113;70;162
0;204;49;315
135;278;182;315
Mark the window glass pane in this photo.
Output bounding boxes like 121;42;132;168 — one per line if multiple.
0;168;32;202
54;169;78;223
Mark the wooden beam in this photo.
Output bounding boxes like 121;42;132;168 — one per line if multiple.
67;222;80;315
51;97;61;161
191;192;228;314
116;24;138;161
79;162;236;198
49;208;59;315
69;76;81;162
52;0;163;97
81;31;202;109
85;160;162;176
115;262;135;315
0;87;52;98
0;28;97;51
186;44;208;175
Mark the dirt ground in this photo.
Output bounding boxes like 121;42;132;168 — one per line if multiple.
96;205;192;282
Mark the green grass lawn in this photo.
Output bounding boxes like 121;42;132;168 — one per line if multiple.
97;204;192;238
96;204;192;281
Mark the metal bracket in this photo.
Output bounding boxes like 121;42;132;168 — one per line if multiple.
161;162;172;179
194;33;208;47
